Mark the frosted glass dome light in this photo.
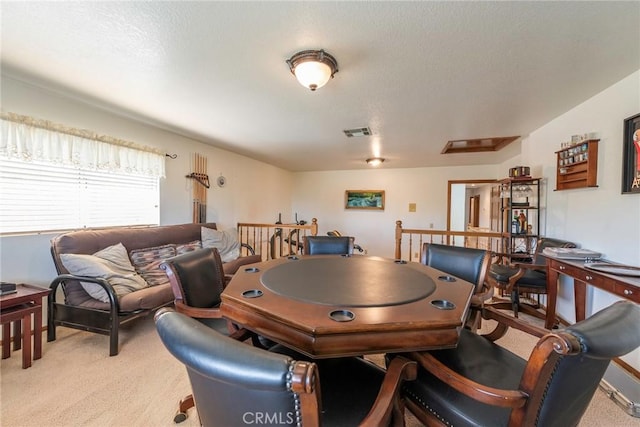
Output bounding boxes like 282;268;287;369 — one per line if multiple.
286;50;338;91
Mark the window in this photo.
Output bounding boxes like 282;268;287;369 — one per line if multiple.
0;113;164;234
0;159;159;233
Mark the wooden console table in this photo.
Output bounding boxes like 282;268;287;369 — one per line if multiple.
0;284;50;368
545;256;640;329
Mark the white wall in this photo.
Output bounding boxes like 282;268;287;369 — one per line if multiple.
450;184;466;232
292;165;499;259
526;71;640;266
0;76;294;286
465;184;492;229
478;185;492;229
519;70;640;367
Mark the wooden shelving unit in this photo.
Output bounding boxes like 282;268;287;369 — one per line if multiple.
555;139;599;191
492;177;541;258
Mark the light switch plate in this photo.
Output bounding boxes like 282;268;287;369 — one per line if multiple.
408;203;416;212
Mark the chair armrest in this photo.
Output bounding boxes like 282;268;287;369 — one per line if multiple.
489;261;546;289
222;254;262;275
227;326;253;342
407;351;528;409
360;356;418;426
503;262;547;288
481;305;549;339
470;282;494;307
49;274;118;307
491;252;532;264
241;242;255;255
174;301;223;319
511;262;545;270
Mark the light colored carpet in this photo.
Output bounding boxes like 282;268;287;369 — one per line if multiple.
1;314;638;427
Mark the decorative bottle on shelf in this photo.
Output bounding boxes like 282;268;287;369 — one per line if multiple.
511;212;519;234
518;210;527;234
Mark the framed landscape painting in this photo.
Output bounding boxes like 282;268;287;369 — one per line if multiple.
622;113;640;194
345;190;385;210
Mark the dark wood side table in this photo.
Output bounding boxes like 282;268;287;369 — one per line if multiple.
0;284;51;368
544;256;640;329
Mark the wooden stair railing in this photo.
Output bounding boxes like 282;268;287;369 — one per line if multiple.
238;218;318;260
395;220;505;262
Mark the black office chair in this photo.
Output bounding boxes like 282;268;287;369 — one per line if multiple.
155;308;418;427
489;237;576;323
396;300;640;427
303;235;355;255
420;243;492;330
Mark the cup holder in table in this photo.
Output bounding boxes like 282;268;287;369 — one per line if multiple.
430;299;456;310
242;289;263;298
329;309;355;322
244;267;260;273
437;275;456;282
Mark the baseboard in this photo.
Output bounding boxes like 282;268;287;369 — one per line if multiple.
600;361;640;418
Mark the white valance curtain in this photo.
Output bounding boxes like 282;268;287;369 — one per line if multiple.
0;112;165;177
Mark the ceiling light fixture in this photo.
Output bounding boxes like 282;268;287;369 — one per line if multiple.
366;157;385;167
286;49;338;91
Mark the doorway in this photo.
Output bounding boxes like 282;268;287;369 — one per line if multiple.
469;195;480;227
447;179;497;232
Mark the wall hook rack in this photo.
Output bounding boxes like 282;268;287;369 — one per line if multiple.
186;172;210;189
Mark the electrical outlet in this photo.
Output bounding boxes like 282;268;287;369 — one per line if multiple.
408;203;416;212
364;249;368;255
429;222;434;228
414;252;419;259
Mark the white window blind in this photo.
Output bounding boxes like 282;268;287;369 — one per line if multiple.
0;158;159;234
0;113;164;234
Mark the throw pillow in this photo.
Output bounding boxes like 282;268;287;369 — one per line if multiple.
129;244;177;287
201;227;240;263
60;243;149;303
176;240;202;255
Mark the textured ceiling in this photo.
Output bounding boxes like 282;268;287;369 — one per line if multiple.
1;1;639;172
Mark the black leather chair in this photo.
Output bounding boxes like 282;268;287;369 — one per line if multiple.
489;237;576;322
303;235;355;255
397;300;640;427
155;308;418;427
420;243;492;330
160;248;252;422
161;248;238;335
327;230;364;252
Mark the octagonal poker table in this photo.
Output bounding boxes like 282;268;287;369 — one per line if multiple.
221;254;474;358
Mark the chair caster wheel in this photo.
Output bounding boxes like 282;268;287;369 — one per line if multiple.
174;412;188;423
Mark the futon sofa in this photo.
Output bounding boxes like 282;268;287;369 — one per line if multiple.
48;222;261;356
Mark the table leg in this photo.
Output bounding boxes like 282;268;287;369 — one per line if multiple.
33;303;42;360
2;323;10;359
21;313;32;369
574;280;587;322
545;268;559;329
12;319;22;351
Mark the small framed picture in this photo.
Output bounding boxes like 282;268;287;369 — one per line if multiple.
345;190;385;210
622;113;640;194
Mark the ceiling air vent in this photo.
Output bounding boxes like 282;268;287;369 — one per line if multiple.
343;127;371;138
